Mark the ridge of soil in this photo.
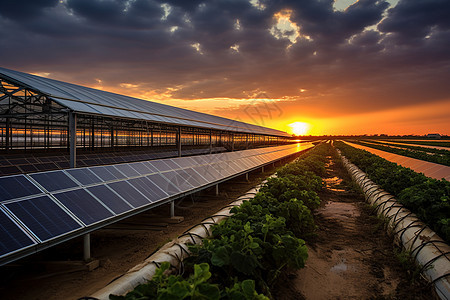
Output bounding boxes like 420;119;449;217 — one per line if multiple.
275;149;433;300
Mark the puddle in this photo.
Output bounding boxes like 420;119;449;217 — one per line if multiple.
324;176;346;192
331;261;348;273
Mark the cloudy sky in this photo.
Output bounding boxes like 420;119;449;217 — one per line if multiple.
1;0;449;135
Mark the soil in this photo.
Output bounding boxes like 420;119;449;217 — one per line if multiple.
0;167;278;300
275;149;434;300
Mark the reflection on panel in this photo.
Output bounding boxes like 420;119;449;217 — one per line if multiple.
87;185;133;214
108;181;151;208
66;168;103;186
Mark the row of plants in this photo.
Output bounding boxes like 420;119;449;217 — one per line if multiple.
362;140;450;155
335;141;450;244
111;143;330;300
376;140;450;148
349;140;450;166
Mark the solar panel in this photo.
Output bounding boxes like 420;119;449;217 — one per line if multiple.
53;189;114;225
0;208;36;257
90;165;126;182
161;159;181;170
30;170;79;192
148;160;173;173
0;175;43;202
128;162;155;175
171;157;196;168
160;170;193;193
4;196;82;242
128;177;168;202
191;166;217;182
146;173;181;196
107;181;151;208
114;164;140;177
87;185;133;214
66;168;103;186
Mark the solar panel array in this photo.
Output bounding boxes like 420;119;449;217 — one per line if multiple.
0;143;313;264
0;147;227;177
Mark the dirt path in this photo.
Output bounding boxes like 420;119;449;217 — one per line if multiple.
279;151;433;299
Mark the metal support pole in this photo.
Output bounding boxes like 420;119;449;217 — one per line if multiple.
231;134;234;152
245;173;249;181
246;134;249;150
5;118;10;151
209;130;212;154
69;111;77;168
170;201;175;218
83;233;91;261
177;127;182;157
215;184;219;196
262;166;264;173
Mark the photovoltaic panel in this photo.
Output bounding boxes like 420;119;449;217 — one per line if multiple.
87;185;133;214
90;165;126;182
0;175;42;202
30;170;79;192
171;169;205;188
148;160;173;173
4;195;82;242
128;177;168;202
53;189;114;225
191;166;217;182
171;157;196;168
161;159;181;170
114;164;140;177
128;162;155;175
107;181;151;208
146;173;181;196
66;168;103;186
0;209;36;257
160;170;193;193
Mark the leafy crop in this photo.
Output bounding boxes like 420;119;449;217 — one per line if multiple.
110;143;331;299
336;141;450;243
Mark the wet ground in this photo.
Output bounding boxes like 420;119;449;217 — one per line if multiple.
276;150;433;300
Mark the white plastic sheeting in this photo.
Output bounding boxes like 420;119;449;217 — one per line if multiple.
0;67;290;137
339;151;450;300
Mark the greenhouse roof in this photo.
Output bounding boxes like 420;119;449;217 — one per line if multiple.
0;67;290;137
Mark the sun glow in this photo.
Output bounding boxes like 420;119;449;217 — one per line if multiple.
288;121;310;135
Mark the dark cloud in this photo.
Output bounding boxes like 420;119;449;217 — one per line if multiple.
0;0;449;120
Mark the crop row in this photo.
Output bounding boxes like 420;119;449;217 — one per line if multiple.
378;140;450;148
110;143;330;300
335;141;450;243
349;140;450;166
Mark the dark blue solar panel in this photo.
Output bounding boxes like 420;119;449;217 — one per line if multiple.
161;170;194;193
66;168;103;186
146;173;181;196
0;175;42;202
162;160;181;170
53;189;114;225
90;165;126;182
0;209;36;257
128;177;168;202
4;196;82;242
30;170;79;192
115;164;140;177
107;181;150;208
87;185;133;214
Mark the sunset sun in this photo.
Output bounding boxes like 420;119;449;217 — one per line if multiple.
289;121;310;135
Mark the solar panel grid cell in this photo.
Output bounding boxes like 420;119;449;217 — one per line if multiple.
0;208;36;257
0;175;43;202
53;189;114;225
128;177;168;202
107;181;151;208
4;196;82;242
87;185;133;214
30;171;79;192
